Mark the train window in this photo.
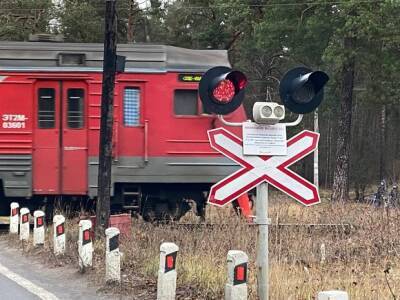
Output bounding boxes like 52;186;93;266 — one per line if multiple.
67;89;84;129
174;90;198;115
38;88;55;129
123;88;140;126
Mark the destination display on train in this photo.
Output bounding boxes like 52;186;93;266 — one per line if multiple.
178;74;202;82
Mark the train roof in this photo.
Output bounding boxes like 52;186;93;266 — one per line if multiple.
0;42;230;73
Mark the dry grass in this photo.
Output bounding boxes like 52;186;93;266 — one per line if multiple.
121;191;400;299
6;191;400;299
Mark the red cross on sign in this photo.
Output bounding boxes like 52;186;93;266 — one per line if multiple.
207;128;320;206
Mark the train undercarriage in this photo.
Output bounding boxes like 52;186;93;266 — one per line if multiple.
0;181;209;222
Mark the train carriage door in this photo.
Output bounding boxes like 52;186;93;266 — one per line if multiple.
33;81;87;195
118;83;146;167
61;81;88;194
33;81;61;194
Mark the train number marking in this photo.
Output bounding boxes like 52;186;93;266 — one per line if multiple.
2;114;27;129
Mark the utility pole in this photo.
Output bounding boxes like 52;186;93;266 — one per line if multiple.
96;0;117;236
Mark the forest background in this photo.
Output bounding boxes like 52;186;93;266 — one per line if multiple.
1;0;399;201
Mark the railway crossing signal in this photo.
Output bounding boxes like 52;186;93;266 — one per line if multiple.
199;66;328;116
207;128;320;206
201;65;329;300
199;66;247;115
279;67;329;114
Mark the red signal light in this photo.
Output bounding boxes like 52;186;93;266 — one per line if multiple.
199;66;248;115
212;79;235;103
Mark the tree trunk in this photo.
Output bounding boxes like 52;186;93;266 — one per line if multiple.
127;0;135;43
96;0;117;236
331;36;356;202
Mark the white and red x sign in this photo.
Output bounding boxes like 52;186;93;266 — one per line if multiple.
207;128;320;207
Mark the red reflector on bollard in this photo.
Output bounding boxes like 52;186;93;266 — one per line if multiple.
167;255;174;269
56;223;65;236
12;208;18;216
22;214;28;223
233;263;247;285
236;266;245;281
165;251;177;273
37;216;44;227
83;229;91;245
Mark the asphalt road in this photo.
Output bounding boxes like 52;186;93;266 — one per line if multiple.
0;272;40;300
0;237;121;300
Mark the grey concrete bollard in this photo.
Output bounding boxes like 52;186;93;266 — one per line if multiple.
318;291;349;300
78;220;93;271
225;250;248;300
105;227;121;283
53;215;66;255
320;243;326;264
33;210;45;246
157;242;179;300
9;202;19;234
19;207;30;241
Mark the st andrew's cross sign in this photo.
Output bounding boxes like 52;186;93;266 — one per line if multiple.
207;128;320;207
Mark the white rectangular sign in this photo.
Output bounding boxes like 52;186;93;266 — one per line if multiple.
242;122;287;156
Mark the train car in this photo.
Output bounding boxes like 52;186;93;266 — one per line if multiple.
0;41;245;220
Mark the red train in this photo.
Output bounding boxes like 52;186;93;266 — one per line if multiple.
0;42;245;220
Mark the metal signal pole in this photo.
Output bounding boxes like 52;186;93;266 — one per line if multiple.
314;109;319;187
96;0;117;236
256;182;269;300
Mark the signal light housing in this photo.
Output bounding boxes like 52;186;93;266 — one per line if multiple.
279;67;329;114
199;66;248;115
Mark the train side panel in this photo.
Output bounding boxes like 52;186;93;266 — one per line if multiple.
87;72;244;198
0;75;34;197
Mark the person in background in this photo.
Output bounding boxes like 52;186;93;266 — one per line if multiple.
374;180;387;207
388;185;399;208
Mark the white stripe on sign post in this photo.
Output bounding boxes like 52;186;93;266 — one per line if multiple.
9;202;19;234
317;291;349;300
78;220;93;271
33;210;45;246
19;207;30;241
53;215;66;255
225;250;248;300
105;227;121;283
157;242;179;300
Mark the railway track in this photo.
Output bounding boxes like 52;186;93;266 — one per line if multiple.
143;222;356;234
